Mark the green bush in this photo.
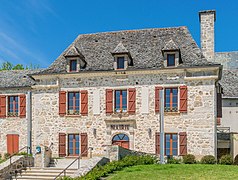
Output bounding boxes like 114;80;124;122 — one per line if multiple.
219;154;233;165
4;153;10;160
183;154;196;164
78;155;155;180
200;155;216;164
234;154;238;165
167;156;181;164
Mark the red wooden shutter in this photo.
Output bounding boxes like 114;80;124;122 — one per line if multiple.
155;132;160;154
59;91;66;116
7;134;19;155
217;93;222;118
0;95;6;118
180;86;188;113
128;88;136;114
19;94;26;118
106;89;113;114
81;133;88;157
179;132;187;156
59;133;66;157
81;90;88;116
155;87;163;113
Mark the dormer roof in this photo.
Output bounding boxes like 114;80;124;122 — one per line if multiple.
112;42;129;54
64;45;85;59
162;39;179;51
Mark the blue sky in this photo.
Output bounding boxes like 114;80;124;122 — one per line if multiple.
0;0;237;68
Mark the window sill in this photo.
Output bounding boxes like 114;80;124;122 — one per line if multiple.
65;114;81;117
111;112;129;117
164;112;180;116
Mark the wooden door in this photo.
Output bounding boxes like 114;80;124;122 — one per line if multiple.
7;134;19;155
112;134;129;149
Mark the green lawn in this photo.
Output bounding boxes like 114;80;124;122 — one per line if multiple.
107;164;238;180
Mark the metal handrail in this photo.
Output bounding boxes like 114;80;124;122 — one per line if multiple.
9;146;30;165
54;148;89;180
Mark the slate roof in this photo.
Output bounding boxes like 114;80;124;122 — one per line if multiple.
220;70;238;98
34;26;219;75
0;70;40;88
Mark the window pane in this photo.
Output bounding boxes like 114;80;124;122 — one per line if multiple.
173;142;177;149
172;134;178;141
167;54;175;66
117;57;125;69
70;60;77;71
166;149;170;155
69;135;74;141
69;149;73;155
75;149;79;155
115;91;120;111
172;149;177;156
122;90;127;111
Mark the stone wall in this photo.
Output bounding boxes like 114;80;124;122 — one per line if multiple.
31;70;217;159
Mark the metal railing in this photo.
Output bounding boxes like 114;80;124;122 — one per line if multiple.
9;146;30;165
54;149;89;180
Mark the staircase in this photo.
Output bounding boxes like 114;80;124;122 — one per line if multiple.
12;157;109;180
12;167;77;180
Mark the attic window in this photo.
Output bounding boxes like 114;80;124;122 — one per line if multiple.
70;60;77;72
167;54;175;67
117;57;125;69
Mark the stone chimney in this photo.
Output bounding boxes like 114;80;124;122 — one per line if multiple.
199;10;216;61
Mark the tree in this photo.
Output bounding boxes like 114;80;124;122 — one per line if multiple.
12;64;24;70
1;61;13;70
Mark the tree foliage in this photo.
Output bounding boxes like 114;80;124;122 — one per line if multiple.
0;61;40;71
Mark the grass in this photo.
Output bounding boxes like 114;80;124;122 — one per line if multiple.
107;164;238;180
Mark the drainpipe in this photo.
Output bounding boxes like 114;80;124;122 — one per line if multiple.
27;91;32;154
160;89;165;164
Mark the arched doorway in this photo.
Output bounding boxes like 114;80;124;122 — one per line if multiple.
112;133;129;149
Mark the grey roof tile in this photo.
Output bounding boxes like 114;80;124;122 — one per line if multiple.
220;70;238;98
0;70;41;88
34;26;218;75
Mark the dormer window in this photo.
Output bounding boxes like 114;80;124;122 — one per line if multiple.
64;46;87;73
111;42;133;71
162;39;181;68
117;57;125;69
167;54;175;67
70;59;77;72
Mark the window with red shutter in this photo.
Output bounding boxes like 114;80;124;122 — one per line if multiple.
68;92;80;115
19;94;26;118
106;89;113;114
155;87;163;113
81;133;88;157
179;86;188;113
59;91;66;116
128;88;136;114
81;90;88;116
59;133;66;157
179;132;187;156
0;95;6;118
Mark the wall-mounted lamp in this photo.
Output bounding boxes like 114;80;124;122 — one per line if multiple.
93;128;97;137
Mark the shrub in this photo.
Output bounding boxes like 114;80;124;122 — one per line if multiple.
4;153;10;160
220;154;233;165
167;156;181;164
234;154;238;165
79;155;156;180
183;154;196;164
200;155;216;164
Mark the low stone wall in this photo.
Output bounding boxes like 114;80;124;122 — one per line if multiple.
0;156;34;180
106;145;159;162
34;146;52;168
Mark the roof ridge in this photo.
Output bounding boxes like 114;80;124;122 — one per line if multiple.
75;26;188;38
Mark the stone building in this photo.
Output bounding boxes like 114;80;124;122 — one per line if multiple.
0;10;223;160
